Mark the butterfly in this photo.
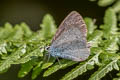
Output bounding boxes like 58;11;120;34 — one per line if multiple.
47;11;90;61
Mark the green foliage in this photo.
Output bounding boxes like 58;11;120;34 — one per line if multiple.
0;1;120;80
88;30;103;47
89;56;120;80
61;48;102;80
112;0;120;13
100;8;117;39
84;17;97;36
20;22;33;38
40;14;57;39
98;0;116;7
43;60;77;77
18;59;38;78
89;0;120;8
113;72;120;80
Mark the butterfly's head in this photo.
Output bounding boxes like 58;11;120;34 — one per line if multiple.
45;46;50;51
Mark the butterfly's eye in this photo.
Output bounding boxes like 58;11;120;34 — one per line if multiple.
45;46;50;51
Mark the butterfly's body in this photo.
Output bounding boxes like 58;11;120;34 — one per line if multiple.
48;11;90;61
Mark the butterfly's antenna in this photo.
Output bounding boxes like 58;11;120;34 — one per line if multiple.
56;57;61;65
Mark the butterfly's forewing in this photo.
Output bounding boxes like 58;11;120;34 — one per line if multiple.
48;11;90;61
51;11;87;43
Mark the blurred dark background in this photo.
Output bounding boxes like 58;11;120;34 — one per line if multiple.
0;0;107;31
0;0;108;80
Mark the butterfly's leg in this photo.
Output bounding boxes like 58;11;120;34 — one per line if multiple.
47;53;51;62
43;46;51;62
43;53;48;62
56;57;61;65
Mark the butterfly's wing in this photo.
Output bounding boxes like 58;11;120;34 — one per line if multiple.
48;11;90;61
51;11;87;43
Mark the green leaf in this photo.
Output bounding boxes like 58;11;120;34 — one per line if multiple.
7;24;24;40
0;44;26;72
100;8;117;39
98;0;116;7
88;30;103;47
41;59;55;69
89;57;120;80
32;61;43;79
61;48;102;80
113;72;120;80
0;68;9;74
113;77;120;80
40;14;56;39
32;57;55;79
15;45;44;64
104;36;119;53
43;60;77;77
0;41;7;55
84;17;97;35
112;0;120;13
18;59;38;78
0;22;13;40
20;22;33;38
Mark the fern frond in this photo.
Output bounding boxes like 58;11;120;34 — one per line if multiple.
0;68;9;74
0;44;26;72
113;77;120;80
89;57;120;80
15;45;44;64
0;23;13;40
88;30;103;47
18;59;38;78
100;8;117;39
32;61;43;79
7;24;24;40
20;22;33;38
27;31;43;41
43;60;77;77
112;0;120;13
113;72;120;80
0;41;7;55
104;36;119;53
84;17;97;35
40;14;56;39
41;57;56;69
31;58;55;79
61;48;102;80
98;0;116;7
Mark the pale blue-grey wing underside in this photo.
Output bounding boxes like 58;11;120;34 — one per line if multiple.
48;11;90;61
